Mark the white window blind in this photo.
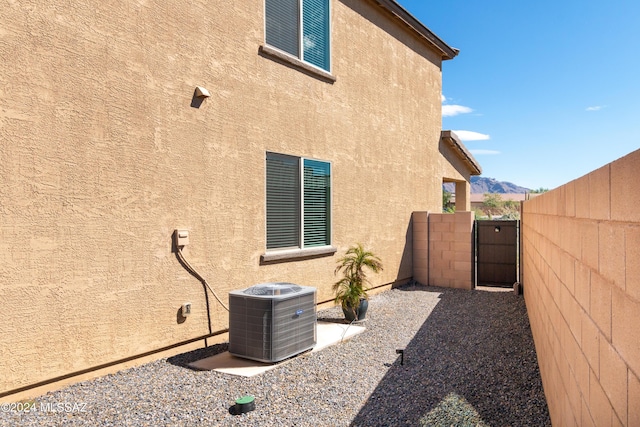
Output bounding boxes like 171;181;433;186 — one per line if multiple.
266;153;331;250
265;0;330;71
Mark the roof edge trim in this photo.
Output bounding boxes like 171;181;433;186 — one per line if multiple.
373;0;459;60
441;130;483;175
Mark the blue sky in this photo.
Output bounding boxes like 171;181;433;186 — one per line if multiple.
396;0;640;190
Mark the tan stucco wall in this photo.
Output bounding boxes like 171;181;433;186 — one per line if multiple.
522;149;640;426
0;0;458;397
412;211;474;289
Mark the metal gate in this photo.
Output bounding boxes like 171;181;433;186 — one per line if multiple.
475;220;519;286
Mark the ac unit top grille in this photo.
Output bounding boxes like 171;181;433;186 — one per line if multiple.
237;282;303;297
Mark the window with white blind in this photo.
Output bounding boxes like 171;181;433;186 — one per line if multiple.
265;0;331;72
266;152;331;250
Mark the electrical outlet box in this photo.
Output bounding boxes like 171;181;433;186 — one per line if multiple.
181;303;192;317
174;229;189;247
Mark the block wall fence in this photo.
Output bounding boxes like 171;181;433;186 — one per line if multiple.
521;149;640;426
413;211;474;290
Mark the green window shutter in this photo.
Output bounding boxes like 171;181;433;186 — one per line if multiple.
303;159;331;247
266;153;300;249
302;0;330;71
265;0;300;58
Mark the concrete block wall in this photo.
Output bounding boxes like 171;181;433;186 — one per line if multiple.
413;212;430;285
522;149;640;426
413;211;474;289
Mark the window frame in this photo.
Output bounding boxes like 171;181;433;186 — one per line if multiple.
263;0;332;75
263;152;336;262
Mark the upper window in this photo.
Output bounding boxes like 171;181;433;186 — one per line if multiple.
266;152;331;250
265;0;331;72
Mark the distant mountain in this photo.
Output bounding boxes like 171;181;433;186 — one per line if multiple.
443;176;530;194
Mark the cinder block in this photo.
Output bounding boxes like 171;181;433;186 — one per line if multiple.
562;321;579;368
566;219;582;260
454;231;471;242
413;248;429;263
548;269;561;297
558;215;568;247
581;220;599;272
547;286;561;319
454;251;470;262
598;223;625;291
562;386;579;427
428;247;443;262
453;267;471;280
414;268;428;285
549;244;561;279
612;287;640;378
442;213;455;223
574;261;591;313
557;186;567;217
567;371;582;424
414;221;428;233
454;211;473;225
582;396;597;427
430;277;451;288
599;338;628;425
429;213;443;223
431;241;451;253
414;238;428;250
412;211;428;223
561;251;576;295
581;313;601;376
612;412;623;427
443;268;456;280
590;370;613;427
588;165;611;220
611;148;640;223
441;231;455;242
429;231;442;242
575;176;590;219
629;370;640;427
566;293;583;343
574;351;590;401
590;272;612;341
626;225;640;302
431;222;451;233
430;257;448;271
565;180;576;217
453;241;470;253
452;279;472;290
442;250;455;262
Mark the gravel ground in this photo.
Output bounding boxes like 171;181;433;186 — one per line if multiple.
1;283;550;427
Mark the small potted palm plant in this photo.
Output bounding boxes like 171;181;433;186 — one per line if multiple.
333;243;383;322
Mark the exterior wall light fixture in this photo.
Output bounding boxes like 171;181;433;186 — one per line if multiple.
195;86;210;98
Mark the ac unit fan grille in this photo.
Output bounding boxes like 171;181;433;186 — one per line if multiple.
229;283;316;363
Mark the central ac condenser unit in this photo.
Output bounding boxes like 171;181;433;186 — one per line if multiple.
229;282;317;363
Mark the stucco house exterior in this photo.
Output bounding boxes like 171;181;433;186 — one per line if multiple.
1;0;479;399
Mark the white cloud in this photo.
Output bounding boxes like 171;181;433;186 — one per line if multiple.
586;105;605;111
442;104;473;117
470;149;501;155
441;94;446;103
452;130;490;141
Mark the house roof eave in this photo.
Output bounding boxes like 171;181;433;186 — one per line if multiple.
441;130;482;176
373;0;459;60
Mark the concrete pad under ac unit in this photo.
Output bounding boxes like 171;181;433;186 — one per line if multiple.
188;321;365;377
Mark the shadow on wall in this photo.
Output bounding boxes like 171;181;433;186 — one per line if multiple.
350;287;551;427
394;215;413;285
